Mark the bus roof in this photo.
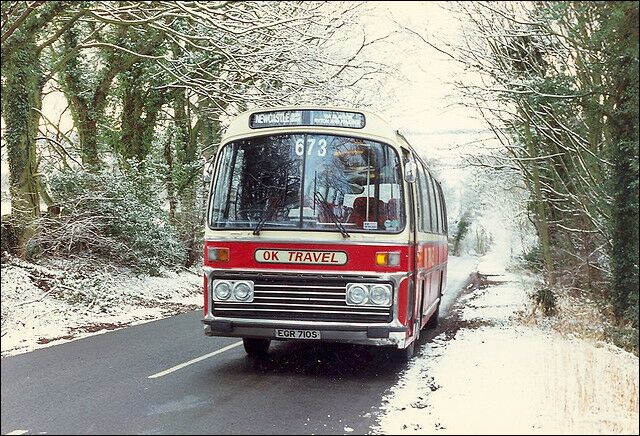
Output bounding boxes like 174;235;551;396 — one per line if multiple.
221;106;406;148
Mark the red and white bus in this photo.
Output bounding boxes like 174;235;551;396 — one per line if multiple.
202;107;448;360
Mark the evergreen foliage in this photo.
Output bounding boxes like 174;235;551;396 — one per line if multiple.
449;1;639;336
452;212;471;256
30;161;186;274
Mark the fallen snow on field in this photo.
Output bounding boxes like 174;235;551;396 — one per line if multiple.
1;256;202;357
373;258;639;435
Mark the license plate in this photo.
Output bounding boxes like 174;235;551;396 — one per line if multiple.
275;329;321;340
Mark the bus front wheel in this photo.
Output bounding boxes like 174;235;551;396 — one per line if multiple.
243;338;270;356
394;340;415;362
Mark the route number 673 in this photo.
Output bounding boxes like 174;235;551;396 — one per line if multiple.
295;138;327;157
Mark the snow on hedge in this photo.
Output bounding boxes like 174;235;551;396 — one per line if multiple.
1;256;202;357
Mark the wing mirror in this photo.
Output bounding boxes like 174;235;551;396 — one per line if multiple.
404;161;417;183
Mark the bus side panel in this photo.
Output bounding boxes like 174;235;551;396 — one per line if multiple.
416;239;448;329
397;276;410;327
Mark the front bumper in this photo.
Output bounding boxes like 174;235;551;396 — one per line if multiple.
202;318;409;347
203;267;412;348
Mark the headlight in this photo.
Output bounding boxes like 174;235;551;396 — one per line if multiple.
370;285;392;306
346;284;369;305
213;281;232;300
346;283;393;306
212;279;254;302
233;281;253;301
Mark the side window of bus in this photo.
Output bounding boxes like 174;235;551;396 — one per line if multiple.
437;183;447;234
419;164;432;232
423;172;435;233
426;173;439;233
415;167;425;232
431;176;442;234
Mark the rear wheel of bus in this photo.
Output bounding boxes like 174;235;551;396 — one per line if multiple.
426;300;440;328
426;281;444;329
243;338;270;356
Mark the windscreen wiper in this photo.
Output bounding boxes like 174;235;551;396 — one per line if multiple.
314;192;350;238
253;196;280;236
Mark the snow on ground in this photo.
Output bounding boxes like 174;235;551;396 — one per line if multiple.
441;254;478;313
459;279;529;324
373;255;640;435
1;255;203;357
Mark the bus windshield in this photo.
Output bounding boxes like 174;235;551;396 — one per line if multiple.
208;134;405;233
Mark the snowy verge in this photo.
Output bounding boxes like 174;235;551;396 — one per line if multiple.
1;255;203;357
373;256;639;435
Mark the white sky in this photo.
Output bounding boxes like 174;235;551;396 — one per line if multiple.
362;2;485;132
344;2;498;220
351;1;493;199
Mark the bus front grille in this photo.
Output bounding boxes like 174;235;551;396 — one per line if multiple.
210;272;393;323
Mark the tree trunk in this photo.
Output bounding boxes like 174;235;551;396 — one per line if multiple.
119;67;164;163
1;30;43;255
76;116;99;166
173;88;199;267
607;3;639;323
523;115;555;285
163;133;177;222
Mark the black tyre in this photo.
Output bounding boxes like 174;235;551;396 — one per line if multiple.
395;340;415;362
242;338;270;356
